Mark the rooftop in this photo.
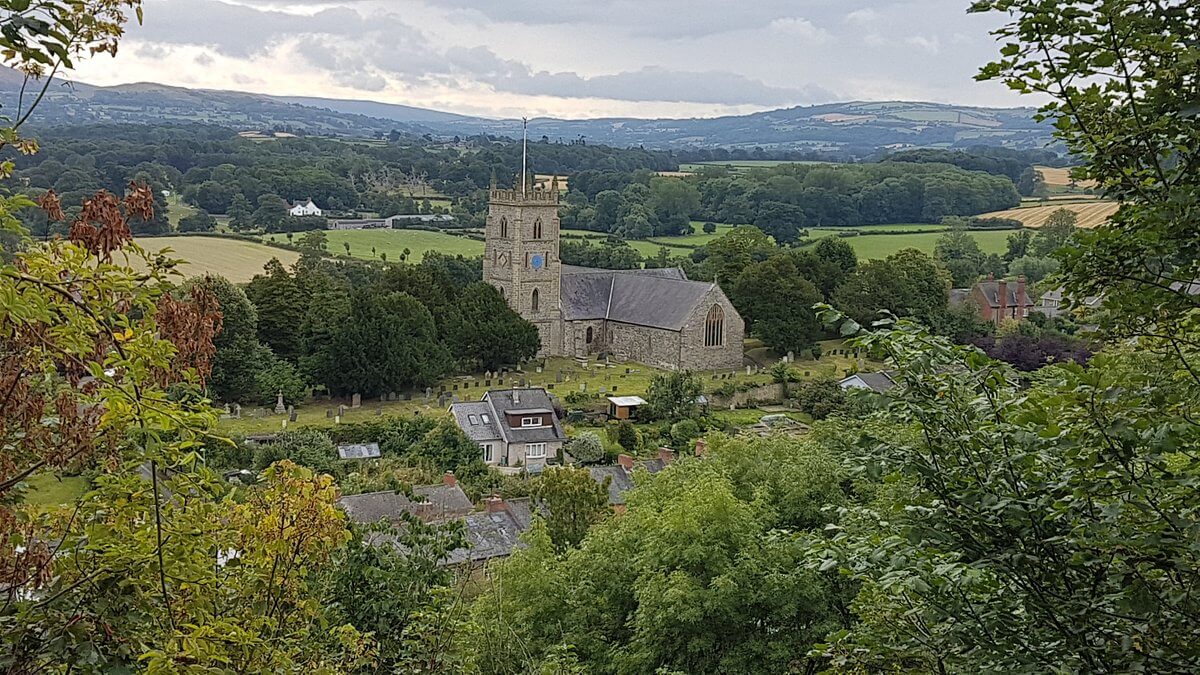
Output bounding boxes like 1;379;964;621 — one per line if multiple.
560;266;716;330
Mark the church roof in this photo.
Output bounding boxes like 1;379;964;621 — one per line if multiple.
559;266;716;331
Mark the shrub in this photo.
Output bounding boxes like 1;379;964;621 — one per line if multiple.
566;432;605;464
702;221;717;234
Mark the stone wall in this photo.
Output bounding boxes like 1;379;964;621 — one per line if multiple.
607;322;683;370
707;382;786;409
563;319;606;357
678;285;745;371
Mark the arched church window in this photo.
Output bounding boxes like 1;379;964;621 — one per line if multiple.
533;218;543;239
586;326;593;344
704;305;724;347
500;217;508;238
531;288;540;312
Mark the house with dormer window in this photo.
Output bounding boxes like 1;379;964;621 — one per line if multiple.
450;388;566;474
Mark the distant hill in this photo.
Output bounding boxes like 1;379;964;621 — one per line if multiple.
0;70;1057;155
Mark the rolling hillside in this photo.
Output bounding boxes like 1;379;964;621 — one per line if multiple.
1;69;1057;155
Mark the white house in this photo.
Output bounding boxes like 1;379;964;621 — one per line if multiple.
288;198;322;217
449;388;566;474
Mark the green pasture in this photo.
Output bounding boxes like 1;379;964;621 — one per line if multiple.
269;229;484;263
806;228;1013;259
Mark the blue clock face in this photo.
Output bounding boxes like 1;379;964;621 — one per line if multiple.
531;254;545;269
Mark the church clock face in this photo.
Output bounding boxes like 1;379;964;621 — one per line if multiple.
496;252;510;268
531;253;545;270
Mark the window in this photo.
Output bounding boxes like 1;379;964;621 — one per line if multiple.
481;443;494;462
585;326;593;344
481;413;491;424
533;218;543;239
521;416;542;427
526;443;546;459
704;305;724;347
499;217;508;238
467;414;479;425
531;288;540;312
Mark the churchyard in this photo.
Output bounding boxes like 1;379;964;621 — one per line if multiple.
215;338;872;436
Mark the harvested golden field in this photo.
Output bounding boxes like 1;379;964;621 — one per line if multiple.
981;201;1119;228
1036;165;1096;188
132;236;298;283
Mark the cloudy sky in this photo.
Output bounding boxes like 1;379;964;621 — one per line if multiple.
72;0;1028;119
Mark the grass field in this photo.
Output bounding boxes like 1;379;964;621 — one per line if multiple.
804;229;1012;259
980;201;1118;228
134;236;298;282
165;193;197;229
305;229;484;262
679;160;832;173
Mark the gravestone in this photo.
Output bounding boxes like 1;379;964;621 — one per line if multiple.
580;383;587;392
439;385;446;393
326;409;334;419
625;367;632;374
746;365;752;375
351;393;361;408
804;371;810;377
289;409;298;423
389;392;398;401
556;370;563;383
605;373;611;381
485;370;492;380
451;394;460;404
547;384;554;390
787;351;795;362
599;386;607;394
338;405;347;417
232;404;241;418
274;391;286;414
404;392;412;401
452;384;458;391
498;378;505;386
334;415;341;424
222;403;231;418
375;407;383;417
518;377;526;387
485;380;492;387
424;387;432;402
610;385;617;392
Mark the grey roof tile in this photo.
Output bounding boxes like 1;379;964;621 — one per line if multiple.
450;401;502;442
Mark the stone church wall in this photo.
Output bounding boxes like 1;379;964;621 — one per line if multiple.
563;319;606;358
678;286;745;371
607;322;682;370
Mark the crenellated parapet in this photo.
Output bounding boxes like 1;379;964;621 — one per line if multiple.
489;187;560;205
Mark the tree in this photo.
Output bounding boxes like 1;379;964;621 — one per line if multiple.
324;290;450;396
227;192;253;230
565;432;605;464
447;282;540;370
753;200;807;244
933;223;986;287
1015;166;1046;197
700;226;775;285
648;176;700;236
1031;208;1078;257
813;236;858;277
245;258;306;361
731;253;824;354
183;274;262;403
297;229;328;252
252;193;288;231
702;221;717;234
642;370;704;422
533;466;611;550
1003;228;1033;262
1007;254;1059;283
177;209;216;232
833;249;949;326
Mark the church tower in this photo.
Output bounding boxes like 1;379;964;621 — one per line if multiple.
483;176;563;356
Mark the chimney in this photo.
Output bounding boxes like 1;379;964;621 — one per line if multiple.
997;278;1009;322
617;454;635;472
443;471;457;487
657;447;677;465
484;494;510;514
694;438;708;458
513;387;520;405
1016;275;1028;314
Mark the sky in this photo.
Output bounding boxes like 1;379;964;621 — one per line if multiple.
71;0;1029;120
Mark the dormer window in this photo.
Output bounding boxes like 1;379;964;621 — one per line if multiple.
521;417;542;428
468;414;479;425
481;413;491;424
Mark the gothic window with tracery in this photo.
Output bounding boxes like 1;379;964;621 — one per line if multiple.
704;305;724;347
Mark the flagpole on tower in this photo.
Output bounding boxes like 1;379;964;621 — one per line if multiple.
521;117;528;198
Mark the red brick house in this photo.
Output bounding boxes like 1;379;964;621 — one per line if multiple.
969;275;1034;325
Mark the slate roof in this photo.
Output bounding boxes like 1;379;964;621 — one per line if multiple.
441;507;529;565
839;371;897;393
588;459;670;506
559;266;715;330
337;443;381;460
338;484;475;524
451;401;502;442
974;280;1032;308
481;389;567;444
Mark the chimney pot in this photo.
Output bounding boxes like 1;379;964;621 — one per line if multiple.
443;471;456;487
657;447;677;465
617;454;635;472
694;438;708;457
485;494;509;514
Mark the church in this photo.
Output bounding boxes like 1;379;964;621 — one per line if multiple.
483;180;745;371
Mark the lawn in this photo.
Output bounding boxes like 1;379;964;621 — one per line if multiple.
565;222;743;258
273;229;484;263
165;193;197;229
679;160;834;172
216;342;875;436
816;229;1013;259
133;235;299;282
22;473;89;507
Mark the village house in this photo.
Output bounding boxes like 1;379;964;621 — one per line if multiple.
337;472;534;566
1039;287;1103;319
450;388;566;474
838;371;896;393
288;198;322;217
588;449;676;512
959;275;1034;325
